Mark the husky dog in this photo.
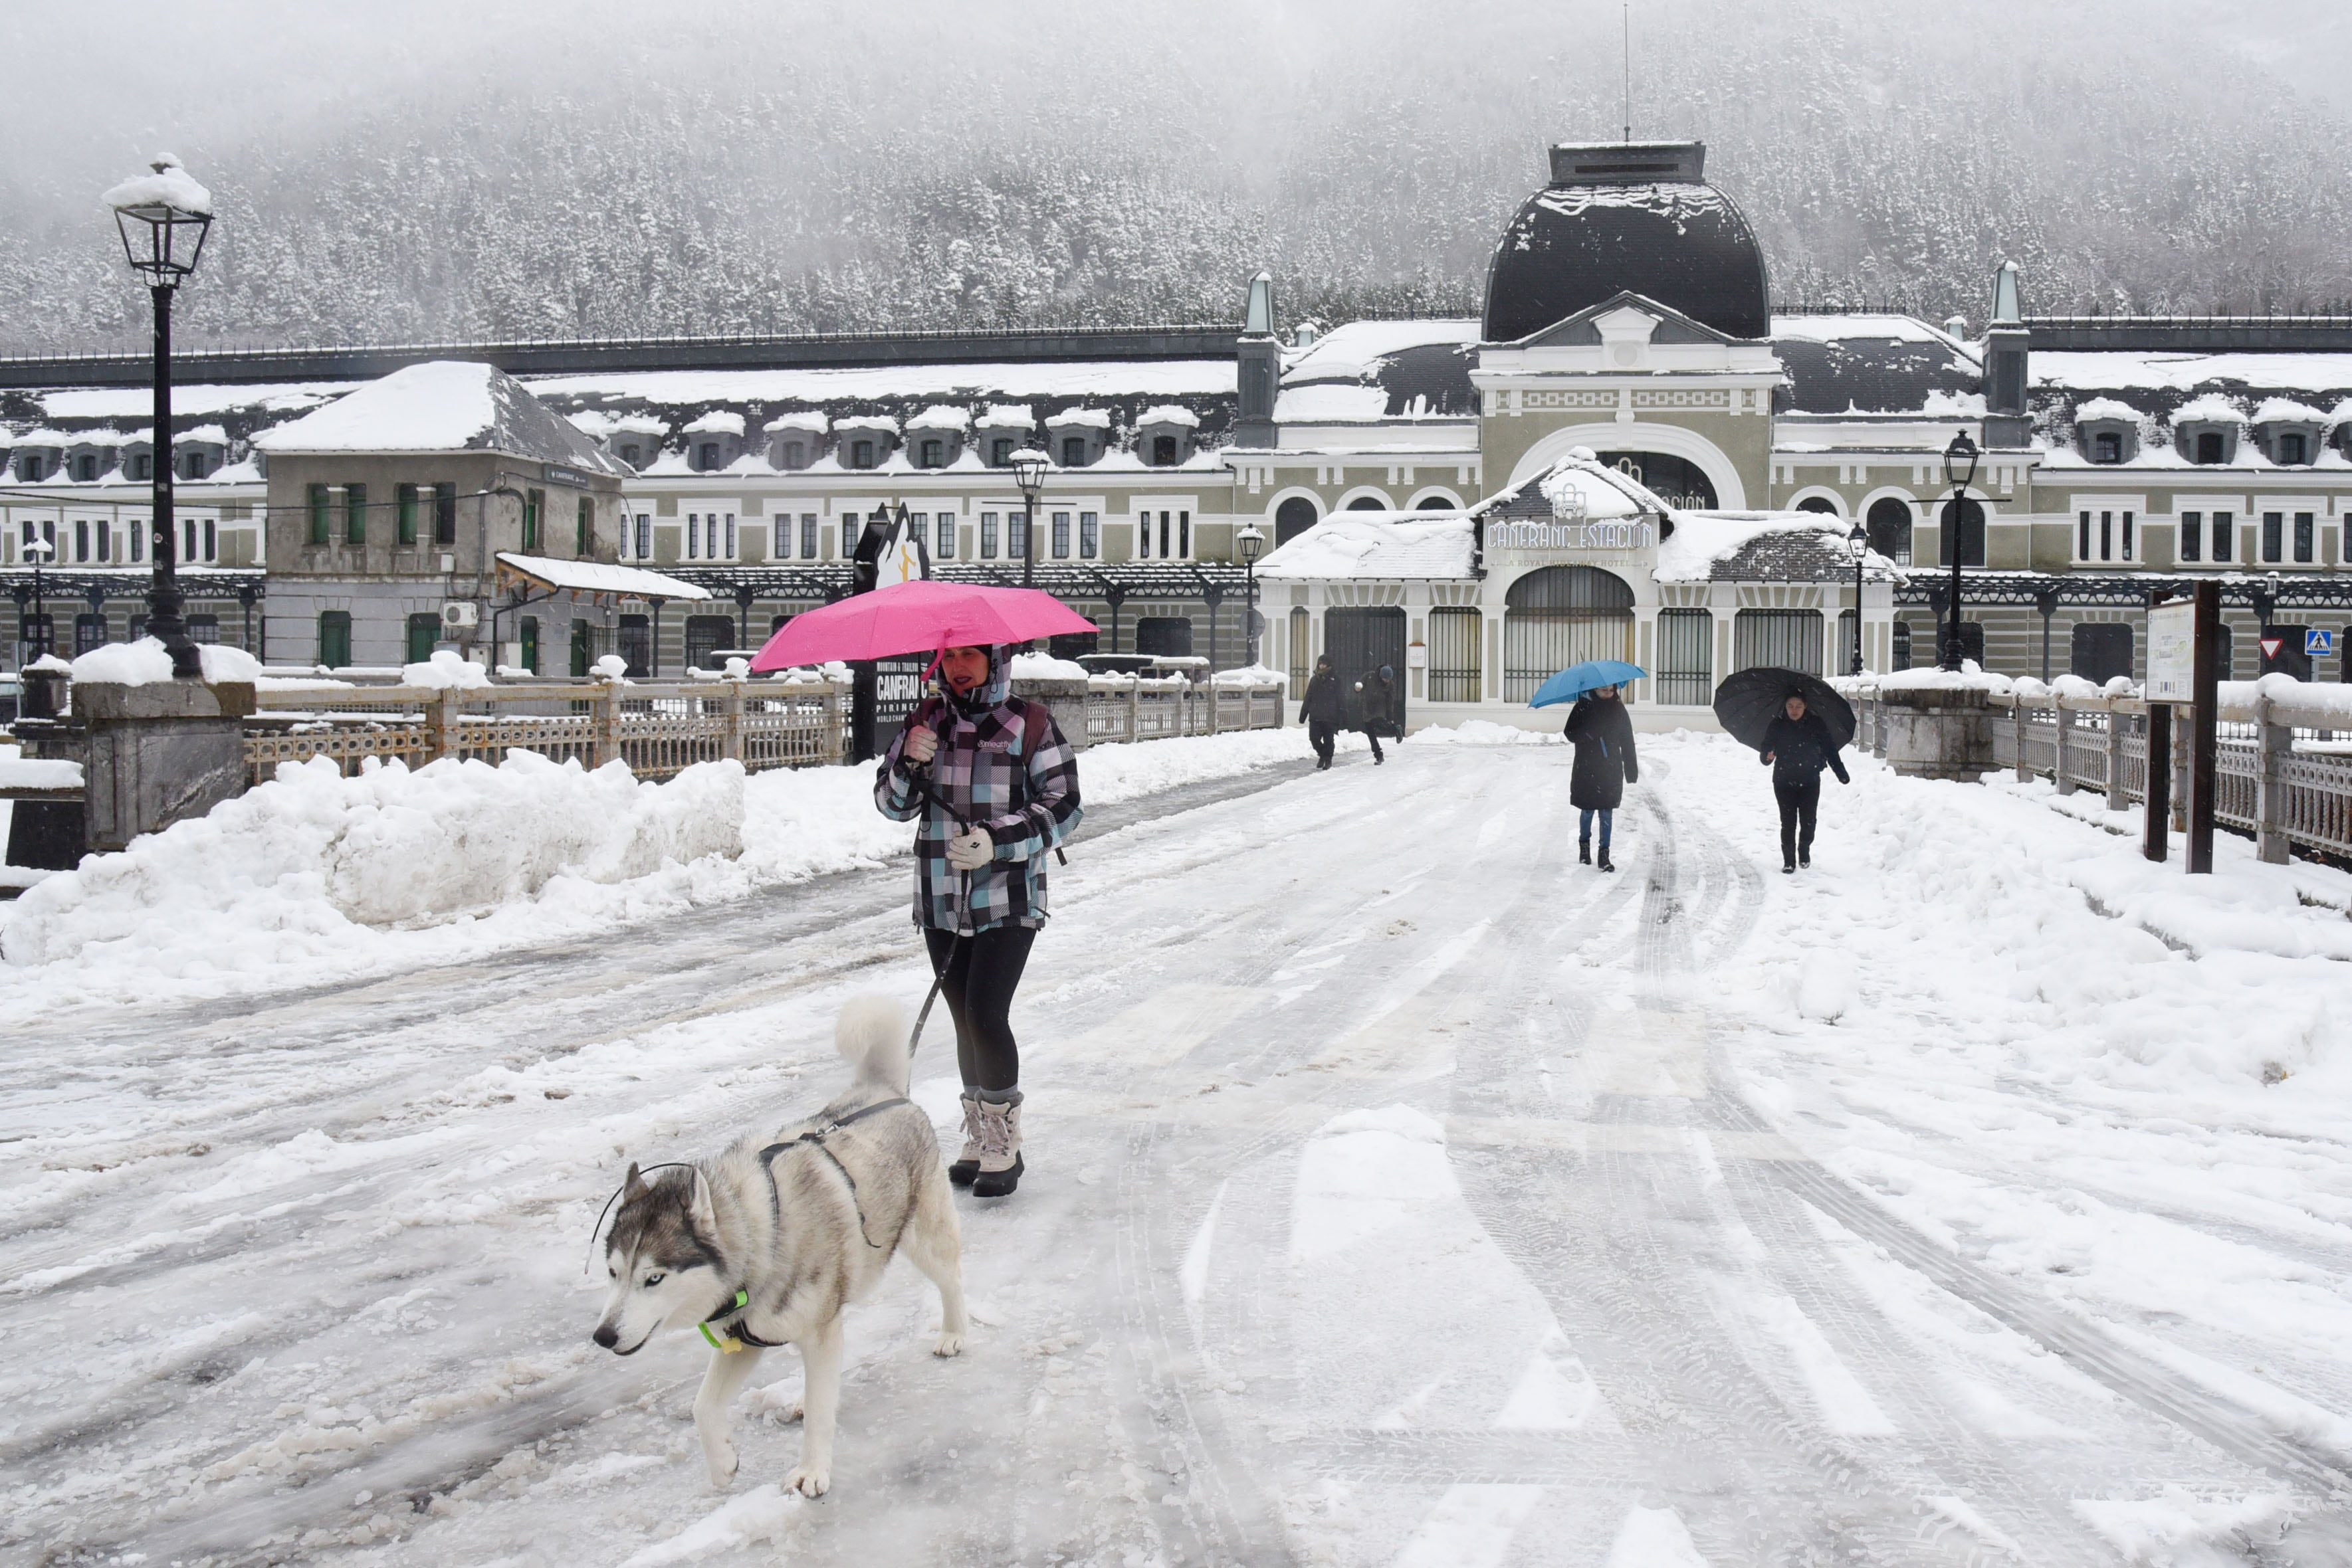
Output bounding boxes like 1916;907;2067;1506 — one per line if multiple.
591;995;968;1497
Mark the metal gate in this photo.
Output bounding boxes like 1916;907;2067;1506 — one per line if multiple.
1654;608;1713;704
1325;606;1408;732
1426;607;1483;703
1503;567;1634;702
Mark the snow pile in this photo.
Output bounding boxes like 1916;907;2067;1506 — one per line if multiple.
2072;396;2141;424
1656;513;1840;582
2169;393;2244;426
2224;673;2352;726
1136;404;1200;428
0;758;83;789
907;404;971;431
102;153;211;214
1257;514;1473;581
1045;407;1111;429
3;753;745;969
1538;461;1648;520
681;410;744;436
1873;662;2014;695
2252;397;2329;425
763;410;827;434
70;637;263;686
1209;663;1284;686
1008;652;1089;681
401;649;492;690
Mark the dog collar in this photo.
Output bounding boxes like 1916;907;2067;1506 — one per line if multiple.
700;1288;788;1354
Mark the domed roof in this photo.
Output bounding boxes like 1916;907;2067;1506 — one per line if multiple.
1483;142;1770;343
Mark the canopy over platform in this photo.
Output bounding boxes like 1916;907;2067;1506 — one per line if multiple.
494;552;709;601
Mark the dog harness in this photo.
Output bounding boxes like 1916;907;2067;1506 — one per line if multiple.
698;1097;914;1354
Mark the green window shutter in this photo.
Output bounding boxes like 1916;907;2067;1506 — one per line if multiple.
320;611;352;667
570;619;589;678
397;483;419;545
434;482;456;546
308;484;330;545
520;616;540;674
576;496;590;555
523;488;543;551
346;483;368;545
405;613;438;664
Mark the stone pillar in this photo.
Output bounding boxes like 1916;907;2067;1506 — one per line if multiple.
1875;687;1994;782
2054;705;2076;795
2105;708;2131;811
592;681;623;769
74;678;259;854
2254;700;2292;865
720;681;745;763
1011;677;1091;748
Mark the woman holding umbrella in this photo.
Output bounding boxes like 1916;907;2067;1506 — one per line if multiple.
878;644;1081;1197
1563;684;1638;871
1710;669;1856;875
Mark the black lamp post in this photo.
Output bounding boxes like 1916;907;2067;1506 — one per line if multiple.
1845;520;1867;676
1008;449;1047;589
108;155;213;680
23;535;54;661
1236;522;1265;666
1940;430;1980;672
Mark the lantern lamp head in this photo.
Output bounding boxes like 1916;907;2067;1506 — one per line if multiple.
1008;450;1048;490
1942;430;1980;492
1846;520;1868;561
107;155;213;283
1237;523;1266;563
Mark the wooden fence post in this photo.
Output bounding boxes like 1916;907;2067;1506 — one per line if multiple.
424;691;455;762
2255;696;2292;865
593;682;622;769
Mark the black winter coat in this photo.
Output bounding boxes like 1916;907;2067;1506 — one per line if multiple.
1301;669;1343;725
1564;696;1638;809
1760;712;1851;785
1354;671;1396;735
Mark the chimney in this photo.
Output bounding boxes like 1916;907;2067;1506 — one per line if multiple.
1235;270;1279;448
1982;261;2031;447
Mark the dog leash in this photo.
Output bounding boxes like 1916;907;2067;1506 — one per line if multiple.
699;1098;915;1354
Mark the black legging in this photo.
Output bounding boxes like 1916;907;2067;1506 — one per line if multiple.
1775;777;1820;865
923;925;1037;1093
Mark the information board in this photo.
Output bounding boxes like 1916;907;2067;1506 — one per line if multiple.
2146;600;2196;703
875;654;932;733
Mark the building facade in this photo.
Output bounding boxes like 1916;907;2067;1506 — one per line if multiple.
7;137;2350;717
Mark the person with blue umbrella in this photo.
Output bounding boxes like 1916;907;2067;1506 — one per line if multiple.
1531;660;1645;872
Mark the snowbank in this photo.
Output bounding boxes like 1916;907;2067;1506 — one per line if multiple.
1409;720;1562;746
1008;652;1089;681
1209;663;1284;687
3;752;744;969
401;649;492;690
70;637;264;686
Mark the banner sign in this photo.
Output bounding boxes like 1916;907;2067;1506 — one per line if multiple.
2147;600;2196;703
1489;519;1657;552
875;654;932;731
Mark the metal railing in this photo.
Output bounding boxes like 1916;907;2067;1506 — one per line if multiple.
243;674;1285;786
1855;678;2352;864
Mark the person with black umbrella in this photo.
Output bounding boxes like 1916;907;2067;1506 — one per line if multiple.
1759;692;1849;873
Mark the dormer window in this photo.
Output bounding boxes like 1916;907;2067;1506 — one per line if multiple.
2196;431;2223;464
782;441;805;468
620;443;641;466
2092;431;2121;464
920;439;944;468
1152;435;1177;466
991;437;1014;466
697;442;720;470
130;452;152;481
181;450;207;480
75;454;98;481
1061;436;1086;466
852;439;875;469
2280;432;2307;465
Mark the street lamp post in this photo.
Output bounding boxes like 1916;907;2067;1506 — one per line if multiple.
1845;520;1867;676
106;155;213;680
22;536;54;662
1940;430;1980;672
1236;523;1265;667
1008;450;1048;590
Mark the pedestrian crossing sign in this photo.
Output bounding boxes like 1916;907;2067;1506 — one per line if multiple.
2311;628;2336;656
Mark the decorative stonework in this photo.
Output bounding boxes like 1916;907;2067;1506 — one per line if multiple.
1632;389;1733;409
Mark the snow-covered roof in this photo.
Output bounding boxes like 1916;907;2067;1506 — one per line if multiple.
2169;393;2245;426
177;423;229;445
2036;351;2352;396
764;411;829;434
1257;512;1475;581
1475;452;1671;526
1273;385;1390;422
907;404;972;431
681;410;746;437
103;155;211;216
2252;397;2329;425
1137;405;1201;428
609;414;668;437
2073;397;2141;424
253;361;627;475
1656;513;1863;583
974;403;1035;428
13;428;68;447
1770;313;1972;350
1045;407;1111;429
494;552;710;601
833;414;900;435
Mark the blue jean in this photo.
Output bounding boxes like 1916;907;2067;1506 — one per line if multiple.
1579;807;1612;852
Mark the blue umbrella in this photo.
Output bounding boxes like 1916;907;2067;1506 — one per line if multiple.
1529;659;1646;708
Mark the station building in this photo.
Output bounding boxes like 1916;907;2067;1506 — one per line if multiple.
5;138;2350;724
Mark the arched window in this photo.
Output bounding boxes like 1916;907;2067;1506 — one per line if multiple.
1410;494;1456;512
1288;606;1311;697
1275;497;1319;545
1794;496;1840;516
1501;566;1635;702
1345;496;1388;512
1866;496;1913;566
1939;497;1986;567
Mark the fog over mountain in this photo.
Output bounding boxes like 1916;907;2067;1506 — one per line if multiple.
4;0;2348;353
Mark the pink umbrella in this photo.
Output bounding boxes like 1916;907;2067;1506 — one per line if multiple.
748;579;1099;672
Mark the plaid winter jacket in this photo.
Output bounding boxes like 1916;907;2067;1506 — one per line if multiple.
875;694;1083;934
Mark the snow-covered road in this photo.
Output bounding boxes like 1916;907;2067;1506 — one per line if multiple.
7;733;2352;1566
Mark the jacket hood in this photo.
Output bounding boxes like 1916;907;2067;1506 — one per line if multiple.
944;644;1014;716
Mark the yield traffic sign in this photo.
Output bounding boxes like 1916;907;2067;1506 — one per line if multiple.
2260;637;2284;659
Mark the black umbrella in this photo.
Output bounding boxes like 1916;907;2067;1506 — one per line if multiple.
1711;667;1857;751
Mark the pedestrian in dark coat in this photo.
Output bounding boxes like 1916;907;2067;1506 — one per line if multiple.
1758;693;1850;872
1354;664;1396;765
1563;684;1638;871
1300;654;1343;770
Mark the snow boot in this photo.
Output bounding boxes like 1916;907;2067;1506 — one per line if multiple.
1798;852;1811;870
1597;846;1615;873
948;1092;984;1187
1781;860;1796;874
972;1093;1023;1198
1578;840;1591;864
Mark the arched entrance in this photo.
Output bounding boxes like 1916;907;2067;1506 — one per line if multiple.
1503;566;1635;702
